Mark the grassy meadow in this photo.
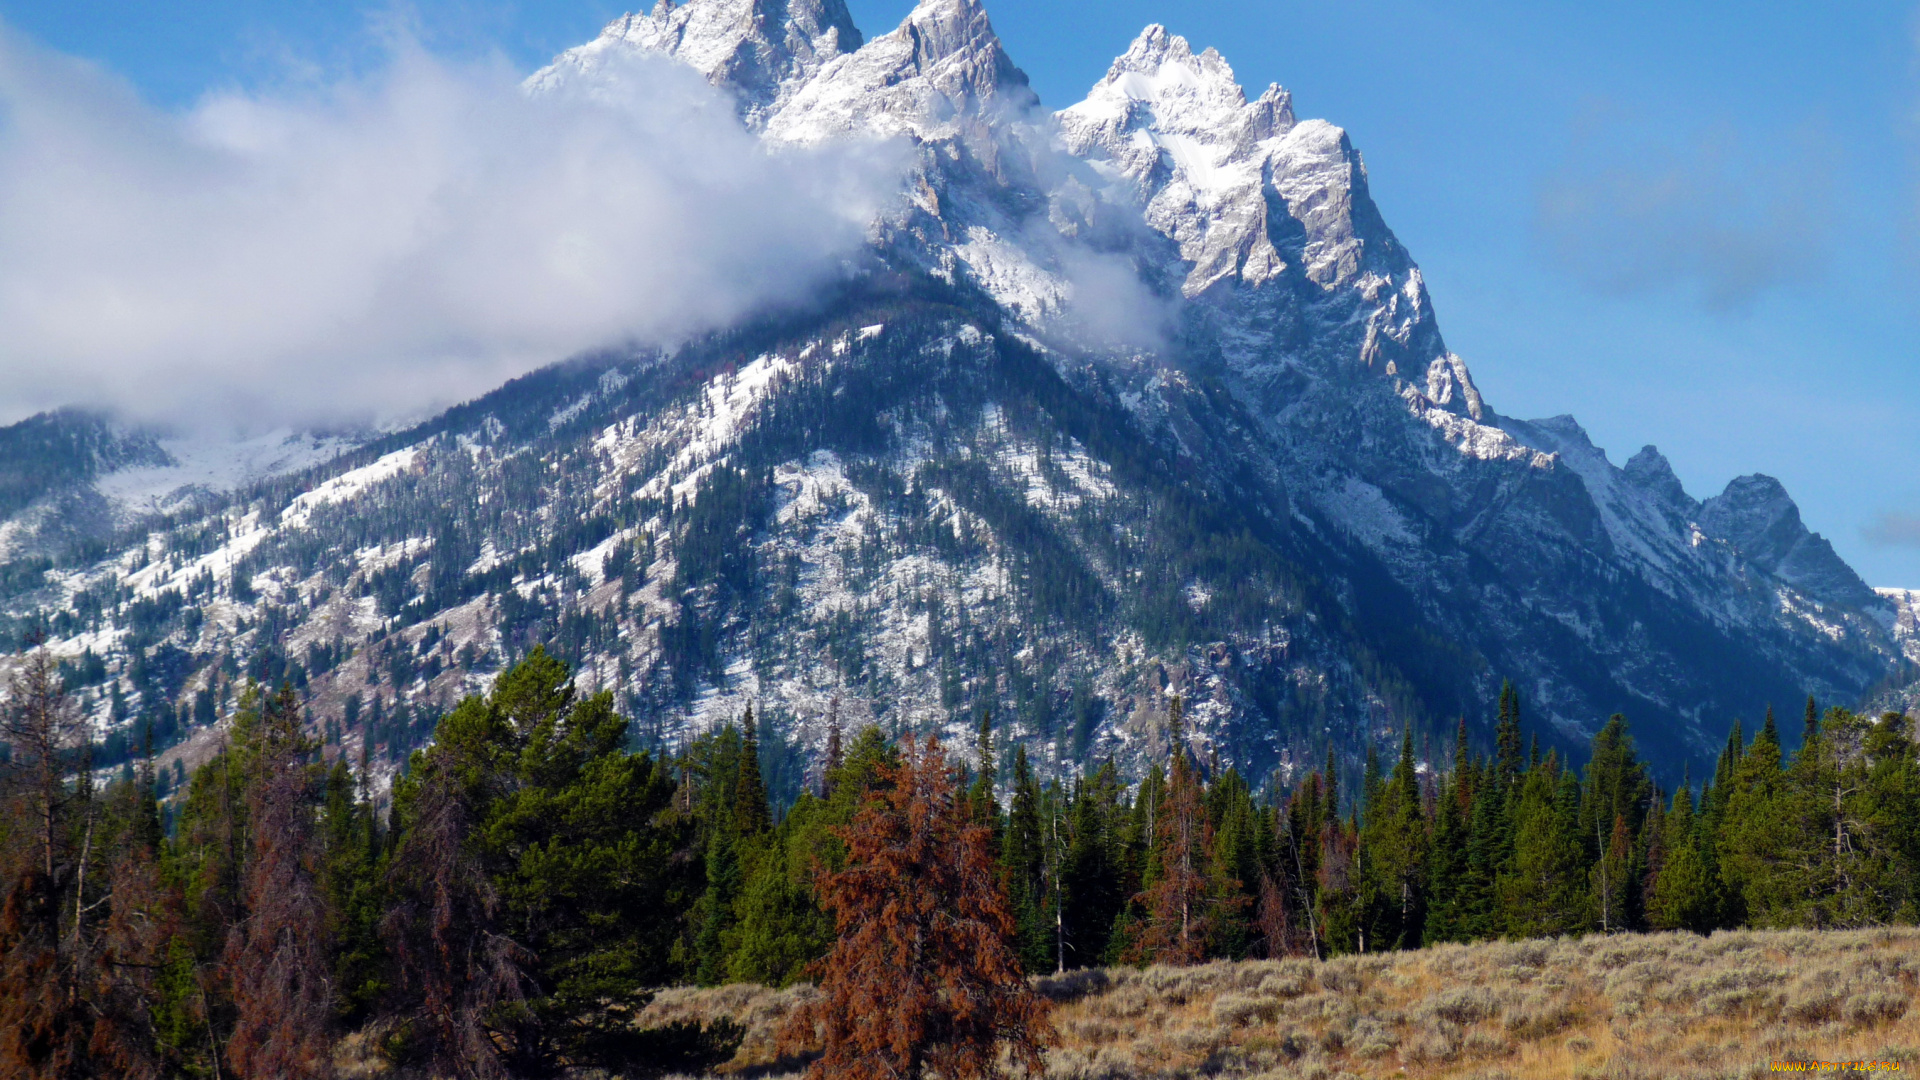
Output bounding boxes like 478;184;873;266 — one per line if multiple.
627;928;1920;1080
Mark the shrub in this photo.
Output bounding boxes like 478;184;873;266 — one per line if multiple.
1845;992;1909;1025
1460;1030;1513;1059
1503;991;1581;1040
1213;993;1280;1027
1419;986;1502;1026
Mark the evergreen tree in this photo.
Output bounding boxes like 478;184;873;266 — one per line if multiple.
1423;749;1470;944
320;758;385;1022
999;745;1050;974
729;793;833;987
967;708;997;829
1501;754;1588;936
1134;698;1212;964
1494;681;1523;792
1363;728;1427;949
1717;718;1791;927
778;734;1052;1080
1590;814;1632;933
1060;762;1124;968
382;647;692;1076
0;642;166;1078
223;684;333;1080
1646;787;1719;933
1203;768;1258;958
734;705;771;836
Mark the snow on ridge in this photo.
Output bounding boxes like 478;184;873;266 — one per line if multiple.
1879;587;1920;664
281;448;420;531
94;429;358;518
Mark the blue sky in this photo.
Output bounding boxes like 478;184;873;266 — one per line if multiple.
3;0;1919;588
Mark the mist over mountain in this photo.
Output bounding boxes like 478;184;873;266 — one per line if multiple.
5;0;1915;795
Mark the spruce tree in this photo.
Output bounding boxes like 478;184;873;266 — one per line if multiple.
1501;754;1588;936
999;745;1049;973
1494;681;1523;791
1591;814;1633;933
1459;779;1501;940
1646;786;1719;933
1060;762;1124;968
968;708;998;832
734;705;770;836
778;734;1052;1080
1717;718;1790;927
1424;767;1470;944
1135;698;1212;963
1363;728;1427;949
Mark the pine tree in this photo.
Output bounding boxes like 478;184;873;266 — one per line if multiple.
999;745;1050;974
1060;762;1124;969
1283;770;1329;958
1717;717;1791;927
382;648;691;1076
1203;769;1259;958
1134;698;1212;964
1783;707;1890;927
779;734;1052;1079
968;708;997;828
223;684;333;1080
1646;787;1719;933
0;641;166;1078
320;757;384;1022
1458;776;1501;940
1500;754;1588;936
1363;728;1427;949
1494;681;1523;792
729;796;832;987
1591;814;1632;933
735;705;771;837
1423;758;1470;944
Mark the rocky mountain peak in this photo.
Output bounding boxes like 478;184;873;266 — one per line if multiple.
529;0;862;127
1096;24;1294;145
1699;474;1877;609
760;0;1032;145
1056;20;1415;344
1622;445;1693;511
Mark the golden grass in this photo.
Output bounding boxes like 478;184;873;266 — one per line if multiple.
648;927;1920;1080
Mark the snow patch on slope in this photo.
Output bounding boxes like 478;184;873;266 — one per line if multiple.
95;430;358;518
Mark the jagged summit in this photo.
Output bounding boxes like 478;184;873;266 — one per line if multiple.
1700;474;1877;609
1622;445;1692;511
759;0;1034;145
529;0;863;126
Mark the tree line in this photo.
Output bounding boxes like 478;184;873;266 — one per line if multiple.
3;640;1918;1078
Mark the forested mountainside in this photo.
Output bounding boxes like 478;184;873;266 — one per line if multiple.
2;0;1914;794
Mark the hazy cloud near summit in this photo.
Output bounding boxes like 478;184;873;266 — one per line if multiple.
1534;113;1834;311
1865;512;1920;549
0;29;906;428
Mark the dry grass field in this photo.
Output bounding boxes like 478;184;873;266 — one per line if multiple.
637;928;1920;1080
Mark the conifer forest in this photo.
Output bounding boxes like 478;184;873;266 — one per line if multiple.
4;634;1920;1077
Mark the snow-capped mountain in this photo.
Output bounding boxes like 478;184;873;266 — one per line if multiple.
0;410;362;564
5;0;1909;793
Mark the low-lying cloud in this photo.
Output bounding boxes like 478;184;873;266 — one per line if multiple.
0;28;906;428
1534;114;1833;311
1865;512;1920;548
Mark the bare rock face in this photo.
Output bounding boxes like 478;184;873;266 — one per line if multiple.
1699;475;1878;609
8;0;1907;791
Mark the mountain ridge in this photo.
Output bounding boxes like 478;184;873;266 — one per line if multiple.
3;0;1912;795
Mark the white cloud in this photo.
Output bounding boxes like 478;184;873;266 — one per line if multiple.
1534;113;1834;311
0;27;907;428
1866;511;1920;549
